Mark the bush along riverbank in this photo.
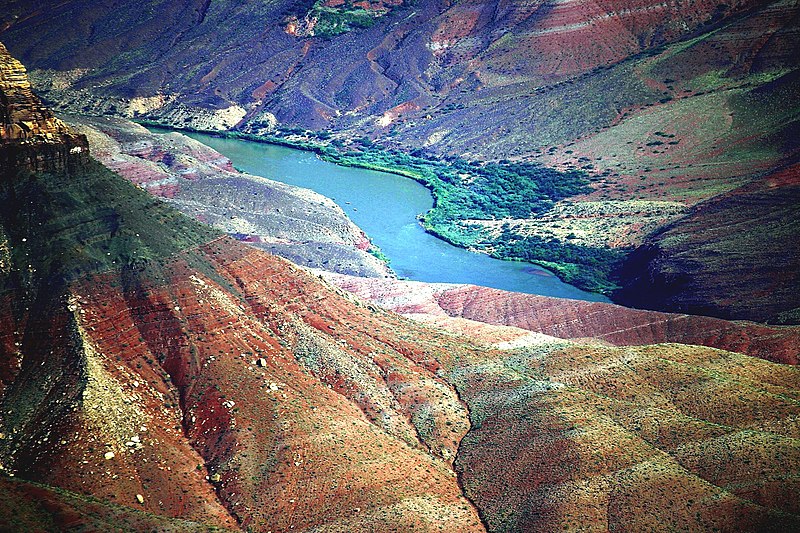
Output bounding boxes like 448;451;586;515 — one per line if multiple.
138;121;626;293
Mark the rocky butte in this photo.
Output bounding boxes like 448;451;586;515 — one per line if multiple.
1;42;800;532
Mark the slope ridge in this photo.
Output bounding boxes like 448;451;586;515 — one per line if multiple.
326;274;800;364
1;41;799;532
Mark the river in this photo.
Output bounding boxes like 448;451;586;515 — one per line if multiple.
181;132;609;302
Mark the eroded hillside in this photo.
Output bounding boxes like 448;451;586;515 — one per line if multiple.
68;116;390;278
2;0;797;321
3;150;800;531
1;42;800;532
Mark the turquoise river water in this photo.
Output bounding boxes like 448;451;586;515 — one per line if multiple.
182;132;609;302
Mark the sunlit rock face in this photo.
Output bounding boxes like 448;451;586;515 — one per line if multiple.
0;42;88;171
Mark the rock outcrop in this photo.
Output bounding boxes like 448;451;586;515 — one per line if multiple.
0;42;87;172
0;42;70;141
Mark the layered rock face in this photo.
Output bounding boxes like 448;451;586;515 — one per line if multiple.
0;42;70;141
0;42;87;171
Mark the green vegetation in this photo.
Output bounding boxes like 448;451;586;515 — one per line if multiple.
138;121;624;293
367;245;391;265
308;1;383;37
491;233;624;293
2;158;222;287
775;308;800;325
310;143;622;293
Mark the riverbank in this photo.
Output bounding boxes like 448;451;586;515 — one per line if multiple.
138;120;625;294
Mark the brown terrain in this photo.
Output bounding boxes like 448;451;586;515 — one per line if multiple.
1;0;797;322
2;42;800;532
324;274;800;365
0;476;222;531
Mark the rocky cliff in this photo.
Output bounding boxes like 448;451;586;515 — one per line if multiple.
0;42;87;172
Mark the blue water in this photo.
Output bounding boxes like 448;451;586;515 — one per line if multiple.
181;132;608;302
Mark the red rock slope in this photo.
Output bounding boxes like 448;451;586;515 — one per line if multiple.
0;163;482;530
325;274;800;365
1;44;799;531
5;170;799;530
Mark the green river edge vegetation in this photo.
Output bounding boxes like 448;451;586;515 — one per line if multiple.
138;121;626;294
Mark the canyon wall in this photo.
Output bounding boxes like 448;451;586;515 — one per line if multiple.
1;43;799;531
615;162;800;323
